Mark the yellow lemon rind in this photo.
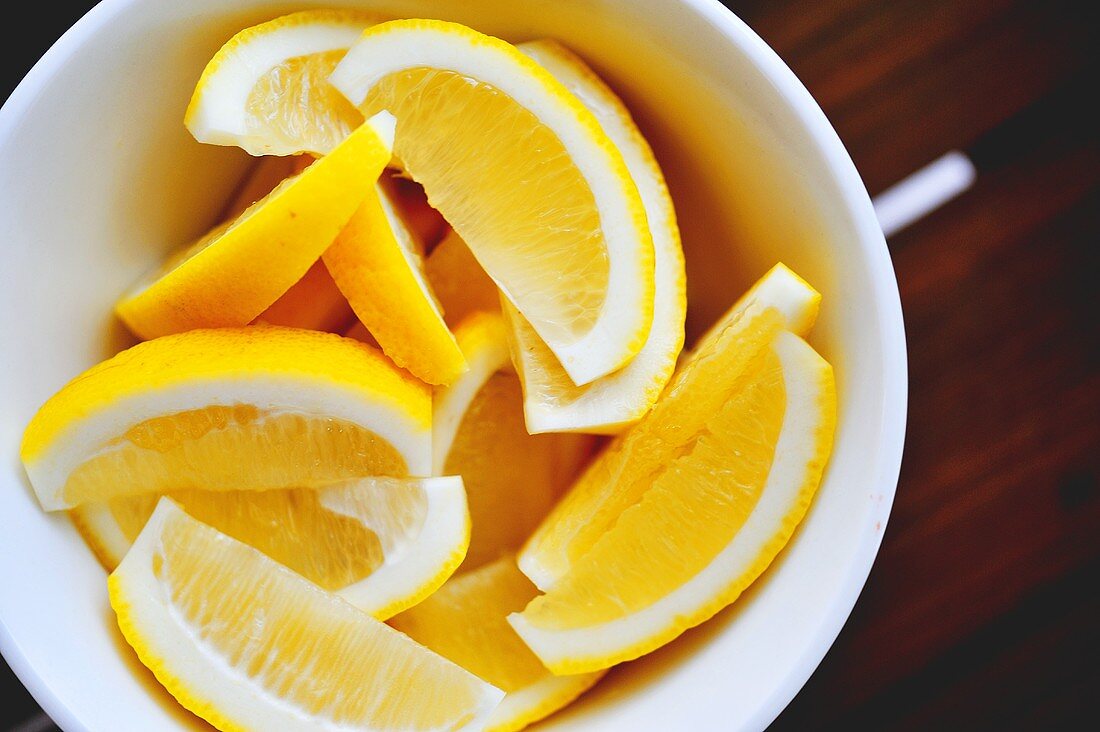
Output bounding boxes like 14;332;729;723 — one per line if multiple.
485;671;608;732
505;39;686;434
116;115;394;340
330;19;655;385
110;499;504;731
431;311;512;474
21;325;430;511
509;332;836;674
324;183;467;386
185;9;381;155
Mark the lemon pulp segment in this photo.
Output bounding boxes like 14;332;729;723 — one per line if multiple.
520;310;785;587
390;557;605;732
245;49;364;154
110;499;502;730
363;68;608;345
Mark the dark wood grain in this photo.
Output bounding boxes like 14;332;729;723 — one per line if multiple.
726;0;1100;727
3;2;1098;731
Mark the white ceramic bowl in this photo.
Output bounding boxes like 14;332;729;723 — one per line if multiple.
0;1;906;730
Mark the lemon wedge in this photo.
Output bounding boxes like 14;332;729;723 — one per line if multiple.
510;321;836;673
390;556;605;732
185;9;378;155
424;229;501;328
519;263;822;589
434;313;593;570
331;19;655;385
21;326;429;511
73;476;467;619
111;498;503;731
117;114;394;340
324;183;467;385
504;40;687;434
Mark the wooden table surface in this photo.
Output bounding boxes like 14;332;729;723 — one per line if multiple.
3;2;1097;730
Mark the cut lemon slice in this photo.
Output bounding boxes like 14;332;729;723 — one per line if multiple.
424;229;501;328
21;326;430;511
510;328;836;673
117;114;394;340
72;475;467;619
185;9;378;155
111;498;503;731
390;556;605;732
331;19;655;385
324;182;467;385
434;313;594;570
519;263;821;589
504;40;686;434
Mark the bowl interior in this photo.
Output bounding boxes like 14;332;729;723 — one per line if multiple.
0;1;904;730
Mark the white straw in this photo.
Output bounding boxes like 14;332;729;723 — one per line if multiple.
873;151;977;238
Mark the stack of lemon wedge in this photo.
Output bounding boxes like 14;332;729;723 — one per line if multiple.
18;10;838;732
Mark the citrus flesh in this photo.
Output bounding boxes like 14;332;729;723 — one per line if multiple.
390;556;605;732
331;20;655;385
424;229;501;328
110;499;503;731
434;313;594;570
510;327;835;673
185;9;377;155
21;326;430;511
504;40;686;434
74;476;468;619
519;264;821;588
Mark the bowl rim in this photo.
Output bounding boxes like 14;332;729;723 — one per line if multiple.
0;1;907;730
678;3;906;728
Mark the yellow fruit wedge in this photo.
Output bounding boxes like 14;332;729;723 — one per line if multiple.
21;326;430;511
73;476;468;619
509;323;835;674
111;499;503;731
434;313;594;570
331;19;655;385
116;114;394;340
324;182;467;385
424;229;501;328
504;40;686;434
390;557;605;732
519;263;821;589
185;9;378;155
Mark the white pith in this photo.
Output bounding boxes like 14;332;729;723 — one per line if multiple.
485;671;605;732
187;17;372;155
329;23;654;385
506;40;686;435
516;263;820;590
112;499;504;731
509;333;831;670
28;376;431;511
431;321;512;475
